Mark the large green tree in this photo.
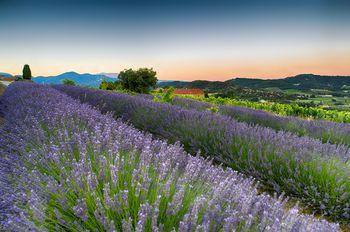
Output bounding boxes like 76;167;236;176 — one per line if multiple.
119;68;157;93
22;64;32;80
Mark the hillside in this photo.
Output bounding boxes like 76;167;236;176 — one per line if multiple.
0;72;13;78
158;74;350;92
233;74;350;90
33;72;116;87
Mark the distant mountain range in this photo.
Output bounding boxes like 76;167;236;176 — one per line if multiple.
98;72;119;78
1;71;173;87
0;72;13;78
158;74;350;92
33;72;117;87
32;72;170;87
2;71;350;91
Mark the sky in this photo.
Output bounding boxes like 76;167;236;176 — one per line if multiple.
0;0;349;80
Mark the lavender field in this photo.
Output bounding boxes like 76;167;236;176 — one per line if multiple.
54;85;350;225
172;97;350;148
0;83;348;231
2;0;350;230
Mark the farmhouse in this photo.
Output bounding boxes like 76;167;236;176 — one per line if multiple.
173;88;204;96
0;77;14;82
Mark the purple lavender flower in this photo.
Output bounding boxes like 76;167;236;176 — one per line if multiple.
0;82;340;231
53;84;350;222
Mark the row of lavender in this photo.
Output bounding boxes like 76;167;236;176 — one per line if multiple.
54;85;350;223
172;97;350;147
0;82;339;231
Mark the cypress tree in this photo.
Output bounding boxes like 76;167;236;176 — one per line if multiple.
22;64;32;80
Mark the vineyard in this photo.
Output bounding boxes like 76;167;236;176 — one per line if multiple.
180;95;350;123
0;82;349;231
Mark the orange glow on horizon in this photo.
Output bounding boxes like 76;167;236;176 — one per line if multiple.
155;52;350;80
2;52;349;81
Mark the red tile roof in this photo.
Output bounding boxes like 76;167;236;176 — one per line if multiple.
0;77;14;82
173;88;204;95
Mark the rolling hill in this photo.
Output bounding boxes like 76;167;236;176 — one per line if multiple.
0;72;13;78
33;72;117;87
158;74;350;92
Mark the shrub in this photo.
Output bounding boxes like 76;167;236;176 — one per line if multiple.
154;87;175;104
62;79;76;85
119;68;157;93
22;64;32;80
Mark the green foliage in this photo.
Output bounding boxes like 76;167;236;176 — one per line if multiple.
163;87;175;103
40;148;207;231
341;85;350;90
0;82;6;96
22;64;32;80
216;86;304;103
180;95;350;123
62;79;76;86
119;68;157;93
15;76;23;81
207;105;219;113
154;87;175;104
99;80;123;91
159;74;350;92
158;75;350;111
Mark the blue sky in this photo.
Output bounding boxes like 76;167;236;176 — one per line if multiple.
1;0;349;80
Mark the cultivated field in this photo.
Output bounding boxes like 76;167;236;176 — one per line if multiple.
55;85;350;225
181;95;350;123
170;97;350;147
1;82;349;231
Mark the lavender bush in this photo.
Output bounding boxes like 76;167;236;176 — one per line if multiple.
141;94;350;148
0;82;340;231
54;85;350;223
172;97;350;148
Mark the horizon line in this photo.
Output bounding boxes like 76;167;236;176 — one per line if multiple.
2;70;350;82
